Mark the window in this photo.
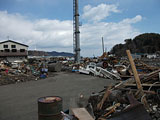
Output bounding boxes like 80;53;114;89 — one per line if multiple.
3;45;8;48
12;49;17;52
4;49;10;52
20;49;25;52
11;45;16;48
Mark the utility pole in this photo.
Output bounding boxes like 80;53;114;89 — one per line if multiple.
102;37;104;54
73;0;80;63
7;36;9;40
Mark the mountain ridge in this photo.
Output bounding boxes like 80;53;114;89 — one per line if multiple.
28;50;74;57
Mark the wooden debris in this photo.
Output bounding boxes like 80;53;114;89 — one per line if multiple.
126;50;151;111
123;83;160;87
103;108;115;117
106;103;120;111
126;50;143;91
117;88;156;94
97;86;111;110
71;108;94;120
85;50;160;120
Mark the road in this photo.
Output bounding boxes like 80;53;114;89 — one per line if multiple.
0;72;116;120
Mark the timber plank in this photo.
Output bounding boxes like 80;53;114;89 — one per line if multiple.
71;108;94;120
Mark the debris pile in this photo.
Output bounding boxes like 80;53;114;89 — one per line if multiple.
88;79;160;120
59;50;160;120
86;50;160;120
0;58;52;85
70;52;160;82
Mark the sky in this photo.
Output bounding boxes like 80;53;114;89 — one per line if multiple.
0;0;159;57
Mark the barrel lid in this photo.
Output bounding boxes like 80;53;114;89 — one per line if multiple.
38;96;62;103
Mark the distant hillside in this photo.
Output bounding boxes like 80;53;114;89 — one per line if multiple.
110;33;160;56
28;50;49;56
28;50;74;57
47;51;74;57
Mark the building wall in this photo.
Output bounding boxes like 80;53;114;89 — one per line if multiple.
0;50;28;56
0;41;28;57
0;41;28;50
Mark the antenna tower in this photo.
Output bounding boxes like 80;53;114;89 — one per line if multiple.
73;0;80;63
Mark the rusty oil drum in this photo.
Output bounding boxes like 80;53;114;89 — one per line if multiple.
38;96;63;120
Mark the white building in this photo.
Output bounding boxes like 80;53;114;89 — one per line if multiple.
0;40;28;62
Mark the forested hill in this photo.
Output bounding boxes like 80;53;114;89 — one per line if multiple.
110;33;160;56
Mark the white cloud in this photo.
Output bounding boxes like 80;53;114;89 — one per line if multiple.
82;4;120;22
121;15;142;24
0;11;73;52
80;18;141;56
0;8;142;57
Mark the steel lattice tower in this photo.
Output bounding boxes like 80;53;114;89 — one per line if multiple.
73;0;80;63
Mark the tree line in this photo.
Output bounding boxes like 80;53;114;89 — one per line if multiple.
110;33;160;57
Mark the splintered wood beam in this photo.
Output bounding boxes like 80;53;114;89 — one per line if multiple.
126;50;151;111
123;83;160;87
97;86;111;110
126;50;143;91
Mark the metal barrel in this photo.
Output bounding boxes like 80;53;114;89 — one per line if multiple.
38;96;63;120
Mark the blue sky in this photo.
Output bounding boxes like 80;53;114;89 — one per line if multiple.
0;0;159;56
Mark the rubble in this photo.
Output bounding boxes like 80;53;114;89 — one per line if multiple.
85;50;160;120
87;81;160;119
58;50;160;120
60;52;160;119
48;61;62;72
1;50;160;119
0;58;52;86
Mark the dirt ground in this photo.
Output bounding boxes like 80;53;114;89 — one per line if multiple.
0;72;116;120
